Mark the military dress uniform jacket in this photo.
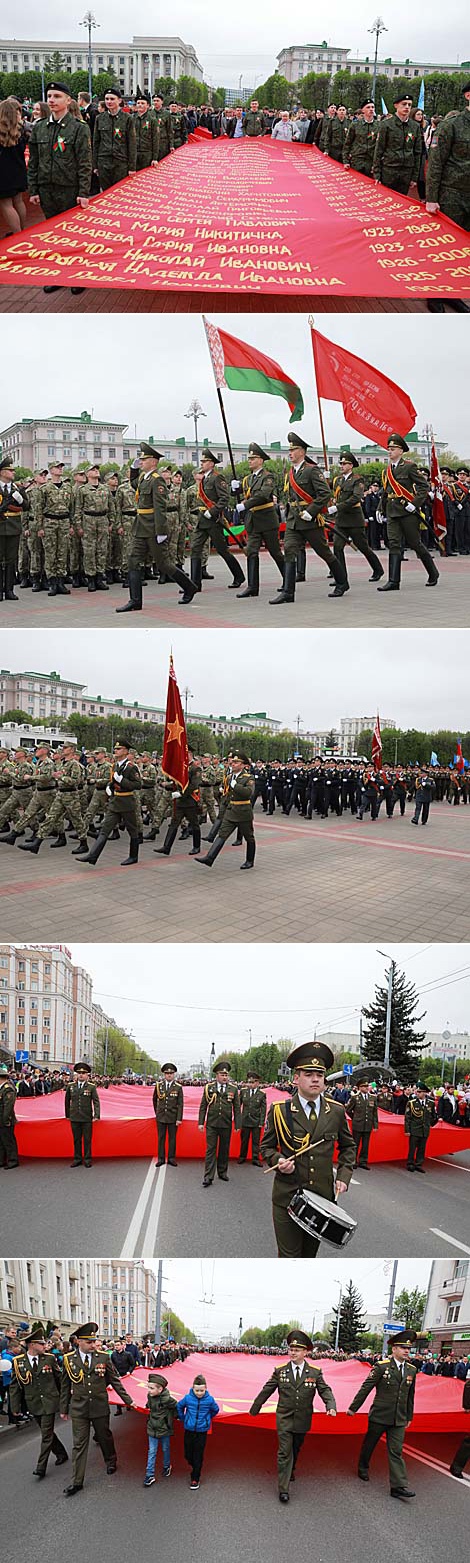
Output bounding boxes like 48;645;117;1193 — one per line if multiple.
0;483;28;536
28;112;92;201
197;469;230;524
135;110;160;167
404;1099;437;1139
242;470;278;530
222;770;255;827
285;461;332;531
349;1358;417;1426
152;1081;184;1124
348;1093;379;1133
250;1360;336;1429
426;110;470;226
198;1082;242;1131
130;467;169;539
243;110;265;137
60;1349;133;1417
261;1090;356;1205
65;1081;101;1123
381;458;429;521
10;1350;62;1417
0;1079;17;1126
93;110;137;176
335;473;366;523
239;1085;267;1126
372;115;422;185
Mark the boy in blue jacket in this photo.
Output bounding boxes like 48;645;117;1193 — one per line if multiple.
176;1374;219;1488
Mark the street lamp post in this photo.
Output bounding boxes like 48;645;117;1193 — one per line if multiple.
80;11;99;100
185;399;207;469
368;16;388;108
334;1279;343;1353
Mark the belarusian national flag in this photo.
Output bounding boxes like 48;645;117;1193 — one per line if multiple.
372;713;382;771
203;317;304;422
162;656;189;791
310;323;416;441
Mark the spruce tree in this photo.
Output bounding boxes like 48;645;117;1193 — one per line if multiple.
361;964;426;1083
329;1280;367;1351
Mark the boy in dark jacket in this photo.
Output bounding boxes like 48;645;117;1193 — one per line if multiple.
143;1373;178;1486
176;1375;219;1488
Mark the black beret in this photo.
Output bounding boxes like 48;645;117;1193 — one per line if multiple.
46;81;72;96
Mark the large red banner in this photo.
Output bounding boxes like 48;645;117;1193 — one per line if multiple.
0;140;468;298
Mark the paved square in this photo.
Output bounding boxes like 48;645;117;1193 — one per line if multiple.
2;552;468;629
0;800;468;943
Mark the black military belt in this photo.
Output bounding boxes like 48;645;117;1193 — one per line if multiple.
58;786;78;793
36;784;56;791
142;783;154;789
44;513;69;519
82;507;108;516
13;783;33;789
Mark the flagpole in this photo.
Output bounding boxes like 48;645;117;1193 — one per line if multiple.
216;386;238;483
308;316;329;473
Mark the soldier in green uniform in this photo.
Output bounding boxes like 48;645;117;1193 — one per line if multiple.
343;102;378;176
115;466;138;585
169;102;188;149
242;100;265;137
320;105;337;150
261;1042;356;1257
238;1070;267;1165
76;748;109;843
325;104;348;161
139;751;159;836
1;742;57;847
332;452;384;587
348;1078;379;1168
153;1063;184;1165
69;469;88;587
270;433;347;604
105;472;120;581
0;1062;19;1168
199;754;218;823
10;1326;69;1477
231;442;284;598
116;443;196;612
0;748;35;831
195;752;255;870
426;82;470;231
74;465;113;591
347;1329;422;1500
0;746;12;825
0;456;28;601
35;462;73;598
76;738;142;866
27;469;49;590
17;742;88;855
28;81;92;219
64;1060;101;1166
60;1321;135;1495
93;88;137;190
404;1083;437;1172
198;1060;241;1185
372;93;422;195
190;451;245;591
378;434;439;591
155;748;202;857
134;94;160;168
152;95;174;160
249;1329;336;1501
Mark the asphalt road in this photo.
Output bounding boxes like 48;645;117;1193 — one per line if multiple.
3;1148;470;1259
1;1416;468;1563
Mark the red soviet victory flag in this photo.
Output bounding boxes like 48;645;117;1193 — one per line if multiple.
310;324;416;442
372;713;382;771
455;741;465;773
429;438;447;553
162;655;189;791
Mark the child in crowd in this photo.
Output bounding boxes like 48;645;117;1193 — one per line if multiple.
176;1374;220;1489
143;1372;178;1487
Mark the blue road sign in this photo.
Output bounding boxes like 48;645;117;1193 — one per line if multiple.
383;1322;405;1332
15;1049;29;1063
343;1064;354;1075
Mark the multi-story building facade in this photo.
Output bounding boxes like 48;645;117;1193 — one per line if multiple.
277;41;469;86
0;35;203;97
0;1259;156;1338
422;1259;470;1352
0;944;110;1070
340;716;396;743
0;669;281;739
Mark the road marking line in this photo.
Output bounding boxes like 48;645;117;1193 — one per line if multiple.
140;1163;167;1255
429;1228;470;1254
120;1160;157;1257
351;1178;361;1185
428;1158;470;1174
403;1445;470;1485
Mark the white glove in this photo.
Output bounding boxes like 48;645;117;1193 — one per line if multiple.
428;485;435;498
457;504;463;511
327;504;337;516
172;791;181;799
131;458;140;469
156;534;168;543
12;488;23;502
301;509;311;521
106;784;112;796
235;502;245;514
231;480;241;492
405;502;415;512
203;509;211;519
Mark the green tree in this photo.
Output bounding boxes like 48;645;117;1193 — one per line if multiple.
298;72;331;111
329;1280;367;1351
393;1288;427;1331
0;708;36;725
257;73;296;111
94;1023;157;1077
151;77;176;103
43;51;68;76
161;1308;196;1344
362;964;426;1082
176;75;205;106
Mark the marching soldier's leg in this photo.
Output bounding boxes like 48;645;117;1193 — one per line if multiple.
216;1127;231;1178
51;1420;68;1463
203;1125;218;1183
277;1424;295;1494
311;527;348;591
157;1122;166;1162
92;1415;116;1468
238;1127;249;1162
450;1434;470;1476
358;1419;384;1475
70;1416;90;1488
386;1426;410;1493
34;1412;62;1475
167;1121;177;1161
351;524;384;579
401;516;439;585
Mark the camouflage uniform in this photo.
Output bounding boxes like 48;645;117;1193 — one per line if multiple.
83;757;110;832
154;772;174;830
115;479;137;577
325;115;347;161
0;752;12;817
200;761;218;822
135;109;160;168
13;755;57;837
343;118;378;175
426;109;470;230
36;756;86;841
165;481;181;570
74;481;113;578
0;755;35;828
372;114;422;194
25;483;46;580
180;482;211;568
169;109;188;149
93;109;137;191
37;479;72;580
140;759;159;827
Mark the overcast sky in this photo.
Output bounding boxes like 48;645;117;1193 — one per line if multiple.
64;944;470;1065
3;4;467;88
1;628;468;733
0;315;467;456
147;1257;432;1337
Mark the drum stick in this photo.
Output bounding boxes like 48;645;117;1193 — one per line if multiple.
262;1136;326;1171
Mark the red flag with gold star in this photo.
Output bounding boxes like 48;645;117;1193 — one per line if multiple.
162;656;189;790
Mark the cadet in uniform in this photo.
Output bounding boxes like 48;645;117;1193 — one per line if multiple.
238;1070;267;1165
0;748;35;832
372;94;422;195
332;452;383;587
426;82;470;232
28;80;92;219
249;1329;336;1501
35;462;73;597
65;1060;101;1166
134;94;160;168
74;465;113;591
93;87;136;190
195;752;255;870
378;434;439;591
10;1326;68;1478
17;741;88;856
232;442;284;598
404;1083;437;1171
190;450;245;591
0;456;28;601
76;739;142;866
1;741;56;847
115;465;137;585
153;1063;184;1165
243;101;265;137
348;1078;378;1168
325;105;348;161
0;1063;19;1168
343;101;378;176
155;747;202;858
198;1060;241;1186
60;1321;135;1495
116;442;196;611
152;96;174;160
261;1042;356;1257
348;1330;422;1500
270;433;347;603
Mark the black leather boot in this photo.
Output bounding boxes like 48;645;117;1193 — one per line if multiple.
190;557;202;592
71;837;89;855
377;553;401;591
270;558;296;604
194;835;225;867
48;577;58;596
172;565;197;603
115;568;143;612
56;578;70;595
121;838;139;865
75;832;107;864
240;838;256;870
17;835;42;853
188;826;201;855
50;832;67;847
154;824;178;855
237;555;259;598
4;564;18;600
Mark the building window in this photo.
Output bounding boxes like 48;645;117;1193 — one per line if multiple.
447;1304;460;1324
